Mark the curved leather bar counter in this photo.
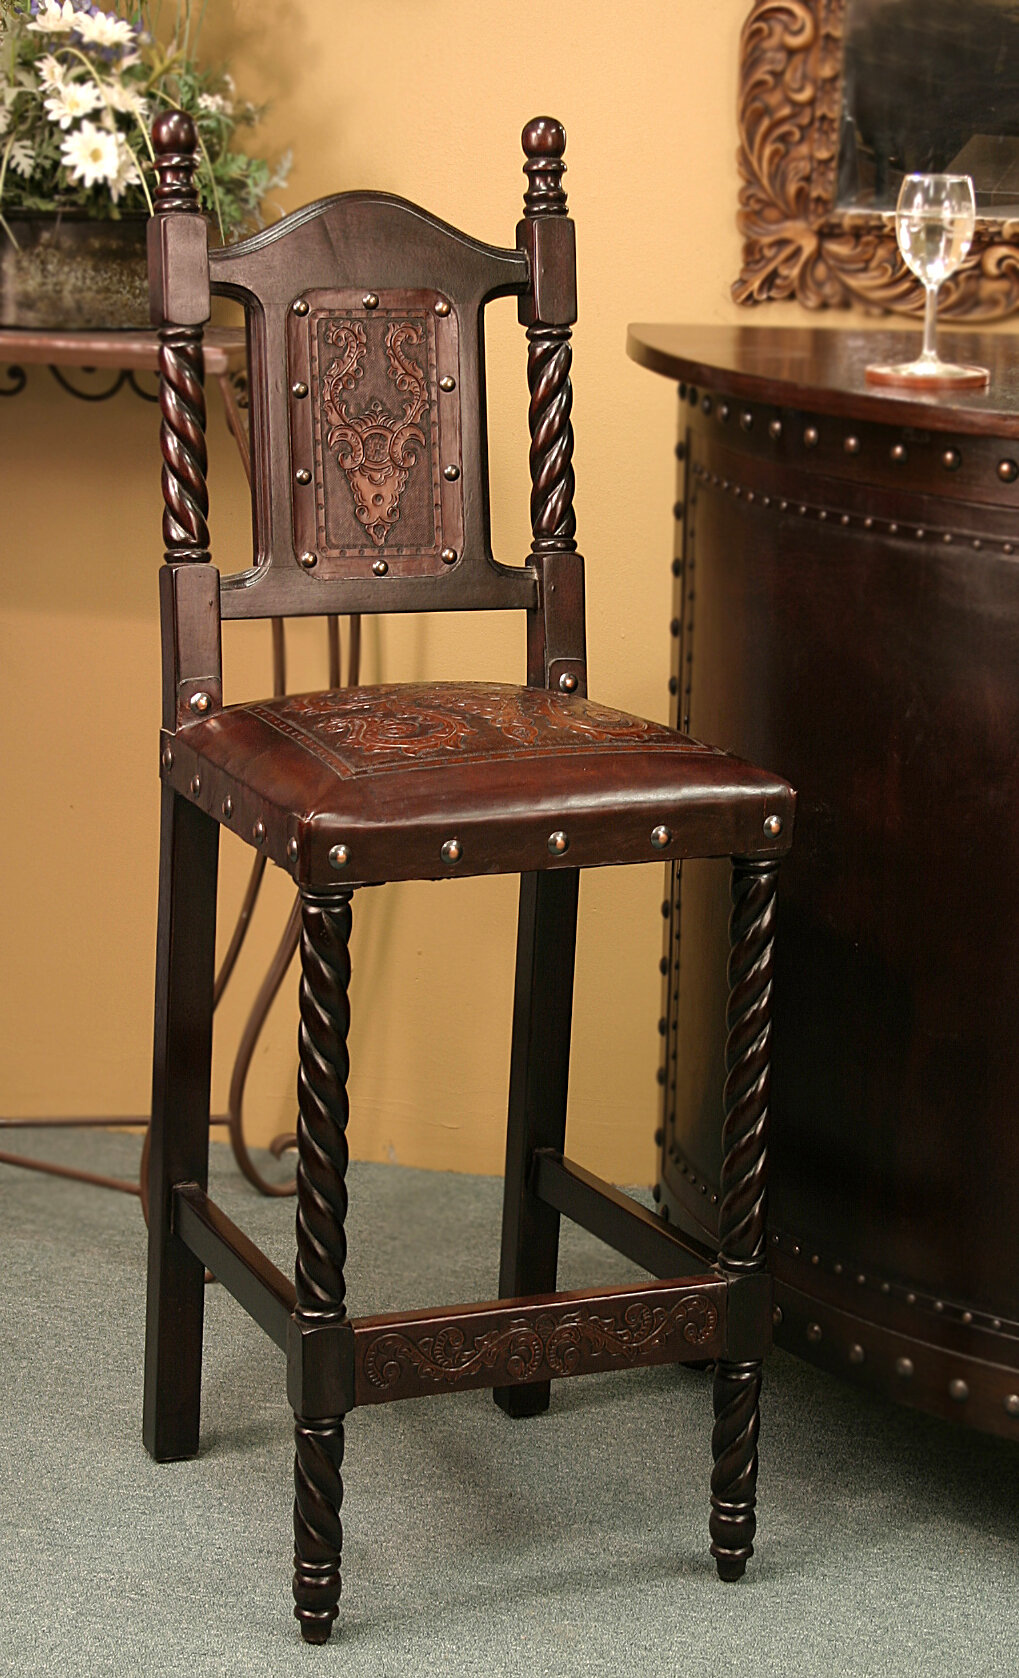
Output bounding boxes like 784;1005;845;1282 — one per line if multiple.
628;324;1019;1439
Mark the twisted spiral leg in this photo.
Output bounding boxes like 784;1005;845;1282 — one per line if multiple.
292;889;353;1643
720;861;777;1271
526;325;576;548
158;326;209;561
710;1360;762;1579
710;860;779;1581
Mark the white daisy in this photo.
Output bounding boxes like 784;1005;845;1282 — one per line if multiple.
27;1;79;35
74;11;137;51
101;80;148;118
37;55;68;92
60;118;119;187
107;137;141;203
44;80;102;130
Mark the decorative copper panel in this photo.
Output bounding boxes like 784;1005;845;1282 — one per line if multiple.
352;1279;723;1405
288;288;463;578
245;682;721;782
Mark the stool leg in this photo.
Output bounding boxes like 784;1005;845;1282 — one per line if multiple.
710;858;777;1581
495;868;579;1419
143;787;219;1461
292;889;353;1644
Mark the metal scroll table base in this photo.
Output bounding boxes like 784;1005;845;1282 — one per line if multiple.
0;328;361;1207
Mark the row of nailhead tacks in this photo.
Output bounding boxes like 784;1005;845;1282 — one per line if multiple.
690;461;1019;553
678;380;1019;488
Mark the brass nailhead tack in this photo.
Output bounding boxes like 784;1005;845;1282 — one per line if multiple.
849;1344;865;1365
896;1357;914;1378
998;458;1018;482
363;293;379;309
222;797;233;819
328;844;350;870
949;1378;970;1402
434;298;451;316
292;299;309;316
439;375;456;392
548;831;569;855
300;551;317;569
740;410;753;430
803;426;819;448
891;443;907;463
942;448;961;470
440;838;462;864
295;468;311;485
558;672;578;693
292;381;309;398
1005;1394;1019;1417
844;435;860;454
764;814;783;836
161;746;173;771
252;821;265;845
190;775;201;796
806;1322;822;1343
372;559;388;576
189;691;211;714
287;838;299;862
651;826;672;849
773;1306;783;1326
440;547;458;565
768;418;783;439
443;465;460;481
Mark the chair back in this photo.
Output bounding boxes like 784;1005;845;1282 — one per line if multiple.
149;115;586;716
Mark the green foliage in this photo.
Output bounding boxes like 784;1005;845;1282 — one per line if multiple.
0;1;290;241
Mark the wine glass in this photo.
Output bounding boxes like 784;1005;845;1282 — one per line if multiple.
866;174;988;390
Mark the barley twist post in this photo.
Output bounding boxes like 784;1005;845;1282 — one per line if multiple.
292;890;353;1643
710;858;778;1580
152;111;209;565
521;117;577;555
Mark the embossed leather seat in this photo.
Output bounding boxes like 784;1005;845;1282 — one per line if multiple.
144;110;795;1644
173;682;785;882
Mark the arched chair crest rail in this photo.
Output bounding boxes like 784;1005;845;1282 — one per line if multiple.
143;109;795;1643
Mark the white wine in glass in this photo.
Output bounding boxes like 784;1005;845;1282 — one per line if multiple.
866;174;988;390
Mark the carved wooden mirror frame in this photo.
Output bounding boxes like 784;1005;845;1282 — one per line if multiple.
734;0;1019;319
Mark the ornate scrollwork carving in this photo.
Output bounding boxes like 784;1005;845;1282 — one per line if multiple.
322;318;428;546
734;0;1019;318
361;1294;719;1395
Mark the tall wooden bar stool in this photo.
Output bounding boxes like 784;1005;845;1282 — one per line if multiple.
143;110;795;1642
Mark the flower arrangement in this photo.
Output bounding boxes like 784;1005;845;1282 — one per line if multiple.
0;1;290;243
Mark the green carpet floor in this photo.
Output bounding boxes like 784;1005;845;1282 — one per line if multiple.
1;1130;1017;1677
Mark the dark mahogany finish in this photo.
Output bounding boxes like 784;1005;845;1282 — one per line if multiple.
628;321;1019;1443
143;119;794;1642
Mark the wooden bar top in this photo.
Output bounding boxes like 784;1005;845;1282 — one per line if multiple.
627;324;1019;439
0;324;245;376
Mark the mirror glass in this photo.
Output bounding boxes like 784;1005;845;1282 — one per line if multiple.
837;0;1019;214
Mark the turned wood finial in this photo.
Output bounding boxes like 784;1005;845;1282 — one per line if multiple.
153;110;201;214
521;117;568;218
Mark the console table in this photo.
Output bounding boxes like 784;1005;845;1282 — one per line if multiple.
628;324;1019;1439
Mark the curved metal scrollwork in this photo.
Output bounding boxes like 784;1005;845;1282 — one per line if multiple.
0;364;27;397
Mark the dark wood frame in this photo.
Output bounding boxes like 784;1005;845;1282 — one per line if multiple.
734;0;1019;318
142;112;793;1643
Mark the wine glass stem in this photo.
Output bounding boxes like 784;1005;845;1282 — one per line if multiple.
922;284;939;362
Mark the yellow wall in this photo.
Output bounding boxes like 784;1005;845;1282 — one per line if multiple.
0;0;817;1186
